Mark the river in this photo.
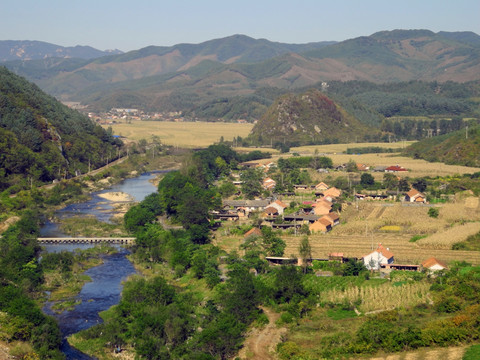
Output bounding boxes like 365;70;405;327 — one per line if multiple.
41;171;164;359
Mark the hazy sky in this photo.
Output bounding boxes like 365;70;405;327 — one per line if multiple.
2;0;479;51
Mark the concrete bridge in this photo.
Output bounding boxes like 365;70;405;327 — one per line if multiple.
38;237;135;245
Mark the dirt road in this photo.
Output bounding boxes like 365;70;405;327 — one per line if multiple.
236;307;287;360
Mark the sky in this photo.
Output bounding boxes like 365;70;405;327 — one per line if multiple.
2;0;479;52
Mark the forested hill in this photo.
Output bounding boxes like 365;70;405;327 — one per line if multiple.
403;125;480;167
248;89;374;147
0;66;121;192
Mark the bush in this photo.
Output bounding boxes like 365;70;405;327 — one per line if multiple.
428;207;439;218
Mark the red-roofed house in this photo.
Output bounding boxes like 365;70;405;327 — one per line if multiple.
421;257;448;272
385;165;407;172
244;227;262;240
405;189;427;203
363;244;394;270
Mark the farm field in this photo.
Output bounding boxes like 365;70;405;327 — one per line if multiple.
285;197;480;265
102;120;253;148
244;143;480;177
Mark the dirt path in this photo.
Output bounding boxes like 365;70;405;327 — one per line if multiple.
236;307;287;360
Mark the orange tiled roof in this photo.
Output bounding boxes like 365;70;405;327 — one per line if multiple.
244;227;262;238
421;257;447;269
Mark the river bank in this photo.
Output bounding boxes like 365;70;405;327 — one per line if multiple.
37;168;167;359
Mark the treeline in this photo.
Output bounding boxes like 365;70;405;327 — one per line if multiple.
0;211;63;359
403;125;480;167
380;116;475;140
323;79;480;117
346;146;396;154
0;66;122;192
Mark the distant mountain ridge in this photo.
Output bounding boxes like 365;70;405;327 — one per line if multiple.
0;40;123;61
2;30;480;115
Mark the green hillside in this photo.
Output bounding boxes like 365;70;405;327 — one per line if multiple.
0;66;121;192
403;125;480;166
248;89;375;146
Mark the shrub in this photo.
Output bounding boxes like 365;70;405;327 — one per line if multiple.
428;207;439;218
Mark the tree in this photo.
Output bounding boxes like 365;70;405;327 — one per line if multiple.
240;168;262;199
383;173;399;190
218;181;236;198
360;173;375;187
298;236;312;274
346;159;357;172
398;179;410;192
412;178;427;192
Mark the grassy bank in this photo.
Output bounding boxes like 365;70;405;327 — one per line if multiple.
42;245;118;313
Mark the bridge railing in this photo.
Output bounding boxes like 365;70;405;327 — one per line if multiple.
38;237;136;244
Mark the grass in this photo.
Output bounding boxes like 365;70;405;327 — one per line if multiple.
410;234;428;242
326;307;357;320
59;216;128;237
103;120;254;148
463;344;480;360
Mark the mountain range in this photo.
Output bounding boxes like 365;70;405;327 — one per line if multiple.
2;30;480;115
0;40;123;61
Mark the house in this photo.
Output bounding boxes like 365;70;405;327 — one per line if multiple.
329;252;345;262
363;244;394;270
357;163;369;171
421;257;448;272
263;177;276;190
263;206;279;219
315;182;329;192
244;227;262;240
267;200;288;215
283;214;320;223
322;187;342;199
294;184;312;191
373;166;388;172
385;165;407;172
405;189;427;203
223;199;270;215
324;212;340;226
314;203;332;216
309;218;332;234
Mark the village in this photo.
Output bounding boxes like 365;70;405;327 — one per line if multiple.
210;156;452;277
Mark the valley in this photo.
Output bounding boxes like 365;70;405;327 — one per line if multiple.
1;27;480;360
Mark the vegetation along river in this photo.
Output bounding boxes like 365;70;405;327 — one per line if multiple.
41;172;164;359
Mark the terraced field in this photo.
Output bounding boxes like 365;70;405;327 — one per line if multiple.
283;234;480;265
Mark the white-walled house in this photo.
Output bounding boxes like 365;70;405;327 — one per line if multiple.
421;257;448;272
363;244;394;270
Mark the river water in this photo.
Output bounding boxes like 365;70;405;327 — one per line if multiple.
41;172;164;359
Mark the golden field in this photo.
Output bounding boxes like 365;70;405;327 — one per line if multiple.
103;120;253;148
